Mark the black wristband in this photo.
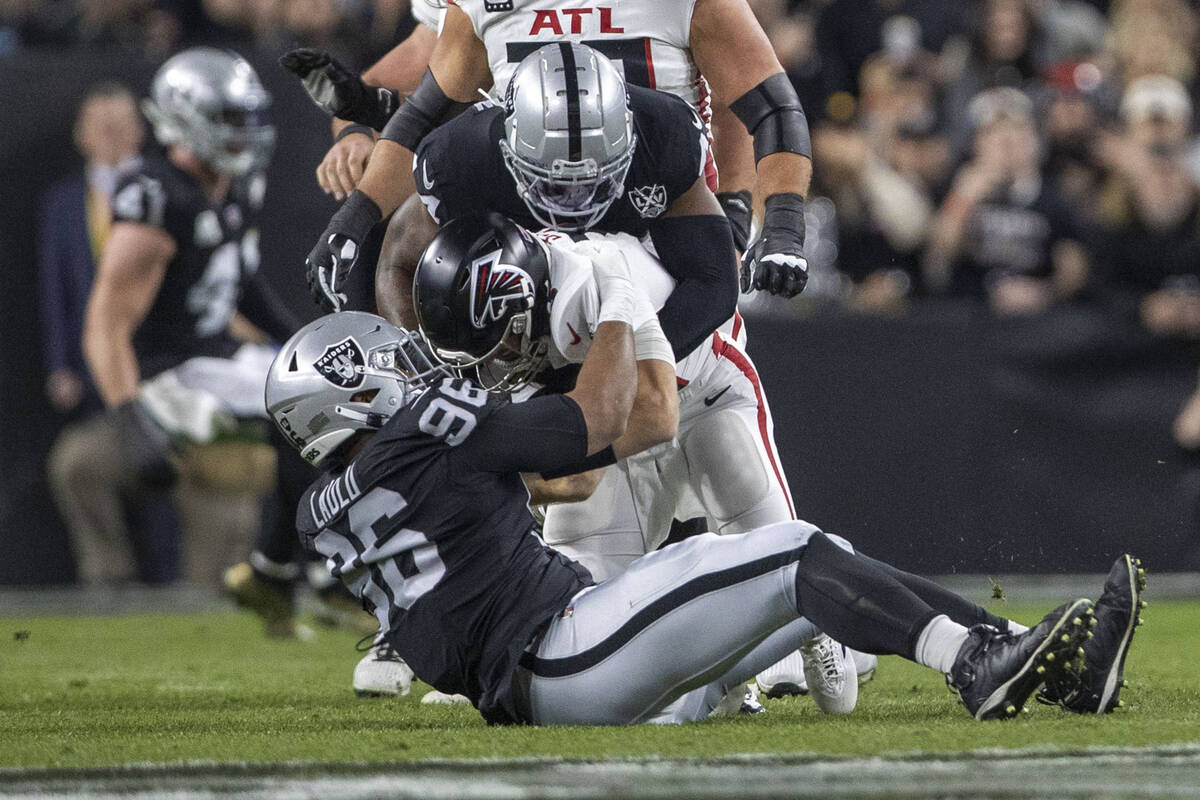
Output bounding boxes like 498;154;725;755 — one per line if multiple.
716;190;753;251
334;123;374;144
539;445;617;480
761;192;806;250
332;190;383;241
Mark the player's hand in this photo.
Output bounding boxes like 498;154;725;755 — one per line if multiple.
741;193;808;297
716;190;752;253
279;49;399;130
113;399;177;491
306;190;382;311
317;131;374;200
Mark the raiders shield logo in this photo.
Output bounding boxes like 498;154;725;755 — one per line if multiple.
629;184;667;218
469;249;534;329
314;337;365;388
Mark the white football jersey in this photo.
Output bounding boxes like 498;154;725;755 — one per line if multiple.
450;0;709;119
538;231;723;386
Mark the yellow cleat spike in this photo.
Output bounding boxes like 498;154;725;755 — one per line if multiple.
1086;631;1095;640
1061;633;1071;642
1137;616;1145;626
1021;706;1030;714
1140;600;1148;609
1005;704;1016;716
1072;617;1082;626
1077;647;1086;657
1036;665;1046;675
1121;679;1129;688
1045;652;1055;661
1089;617;1098;627
1118;699;1126;708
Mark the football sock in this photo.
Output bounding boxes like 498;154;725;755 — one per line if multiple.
793;533;939;660
914;614;970;674
254;427;313;567
856;553;1015;632
249;550;300;585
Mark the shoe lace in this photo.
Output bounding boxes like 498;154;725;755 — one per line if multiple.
803;637;845;690
356;631;398;660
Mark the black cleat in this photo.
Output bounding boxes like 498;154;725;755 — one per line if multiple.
1039;555;1146;714
949;598;1094;720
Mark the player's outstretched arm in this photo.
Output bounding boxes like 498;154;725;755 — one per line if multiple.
305;6;489;309
320;26;440;200
691;0;813;297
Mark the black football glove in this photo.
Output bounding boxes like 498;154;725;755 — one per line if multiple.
740;192;808;297
279;48;400;131
307;190;382;311
716;190;752;253
113;399;177;491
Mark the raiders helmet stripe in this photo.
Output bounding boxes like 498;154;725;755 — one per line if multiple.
559;42;582;162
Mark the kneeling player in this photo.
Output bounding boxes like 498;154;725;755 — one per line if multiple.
265;268;1141;725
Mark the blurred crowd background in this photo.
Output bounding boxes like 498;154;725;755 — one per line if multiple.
3;0;1200;587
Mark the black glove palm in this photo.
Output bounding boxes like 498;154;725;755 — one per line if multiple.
306;190;382;311
279;49;398;131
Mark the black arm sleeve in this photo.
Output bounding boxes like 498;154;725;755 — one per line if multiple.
647;214;740;359
379;68;472;151
238;270;305;344
459;394;590;474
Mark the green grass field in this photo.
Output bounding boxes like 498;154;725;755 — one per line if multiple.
1;600;1197;774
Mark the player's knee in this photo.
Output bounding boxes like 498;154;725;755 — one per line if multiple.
681;411;774;523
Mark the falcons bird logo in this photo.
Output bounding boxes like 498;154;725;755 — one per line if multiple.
469;249;534;329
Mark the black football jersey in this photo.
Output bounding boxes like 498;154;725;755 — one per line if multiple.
295;376;594;724
414;84;706;236
110;156;266;378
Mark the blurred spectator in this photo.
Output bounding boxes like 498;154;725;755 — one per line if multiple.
40;83;143;419
1040;60;1110;222
924;87;1090;316
41;83;180;585
814;0;967;119
813;56;945;312
1094;75;1200;337
943;0;1048;156
1107;0;1196;88
4;0;185;55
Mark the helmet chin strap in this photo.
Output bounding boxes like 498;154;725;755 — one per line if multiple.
333;406;389;429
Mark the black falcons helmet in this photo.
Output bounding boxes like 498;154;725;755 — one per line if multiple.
413;213;551;390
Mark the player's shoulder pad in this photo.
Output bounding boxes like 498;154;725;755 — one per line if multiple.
111;169;168;229
627;85;705;190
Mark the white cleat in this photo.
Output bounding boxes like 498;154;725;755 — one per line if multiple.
708;682;765;717
421;690;471;705
756;650;808;698
851;649;878;684
353;640;414;697
801;634;858;714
